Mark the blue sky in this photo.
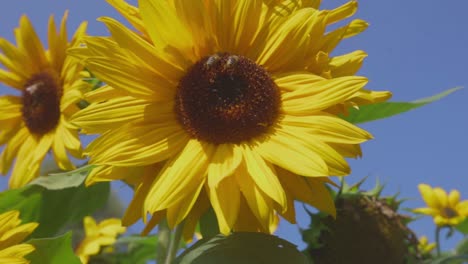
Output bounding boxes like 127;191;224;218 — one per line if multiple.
0;0;467;252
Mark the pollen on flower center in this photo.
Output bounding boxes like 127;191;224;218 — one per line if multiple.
21;71;62;135
175;53;281;144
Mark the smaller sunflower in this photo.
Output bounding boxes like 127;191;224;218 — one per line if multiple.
414;184;468;226
75;216;126;264
0;12;89;188
417;236;436;255
0;210;38;264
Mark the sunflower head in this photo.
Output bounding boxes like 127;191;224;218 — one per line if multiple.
303;179;421;264
0;12;89;188
414;184;468;227
70;0;391;237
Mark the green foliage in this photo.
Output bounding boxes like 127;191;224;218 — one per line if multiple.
342;87;462;124
455;218;468;235
0;166;109;238
26;232;81;264
175;232;309;264
29;165;96;190
199;208;220;238
90;235;158;264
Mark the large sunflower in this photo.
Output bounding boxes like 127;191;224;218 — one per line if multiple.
71;0;391;235
0;13;89;188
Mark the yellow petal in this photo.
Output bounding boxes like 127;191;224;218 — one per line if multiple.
0;222;38;248
0;70;23;89
166;179;205;228
277;167;336;217
235;167;274;231
258;127;350;176
257;9;326;72
326;1;358;25
0;96;22;124
280;113;372;144
138;0;194;59
242;145;287;211
0;244;35;262
88;122;188;167
172;0;216;58
71;97;161;133
209;175;241;235
84;57;174;101
51;124;75;170
281;76;368;114
329;50;367;77
274;72;324;93
318;19;367;54
0;41;30;80
418;184;441;209
433;187;449;208
48;13;66;73
0;127;29;175
9;133;53;188
211;0;263;55
256;129;327;176
105;0;148;36
448;190;461;208
98;16;185;79
17;16;48;71
144;139;214;212
233;197;264;232
413;207;439;216
122;169;155;226
207;144;242;188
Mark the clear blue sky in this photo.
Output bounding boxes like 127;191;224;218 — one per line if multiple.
1;0;467;252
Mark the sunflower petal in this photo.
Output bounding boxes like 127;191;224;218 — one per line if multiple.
144;140;214;212
207;144;242;188
209;175;241;234
282;76;368;114
242;145;287;210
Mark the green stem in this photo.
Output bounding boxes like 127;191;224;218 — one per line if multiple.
157;219;170;264
164;222;185;264
435;225;442;257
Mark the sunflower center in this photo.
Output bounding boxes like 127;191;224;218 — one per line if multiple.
21;71;62;135
175;53;280;144
442;207;458;218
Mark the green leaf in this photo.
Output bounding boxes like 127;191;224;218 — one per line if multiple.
429;254;468;264
455;218;468;235
341;87;462;124
199;208;219;238
456;237;468;255
175;232;310;264
26;232;81;264
91;235;158;264
0;180;109;238
29;165;96;190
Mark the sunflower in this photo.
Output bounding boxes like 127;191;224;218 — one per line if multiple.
414;184;468;226
0;210;38;264
417;236;436;255
0;12;89;188
71;0;391;234
75;216;126;264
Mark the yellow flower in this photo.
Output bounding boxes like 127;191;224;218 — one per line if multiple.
417;236;436;255
0;12;89;188
414;184;468;226
71;0;390;235
75;216;126;264
0;210;38;264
